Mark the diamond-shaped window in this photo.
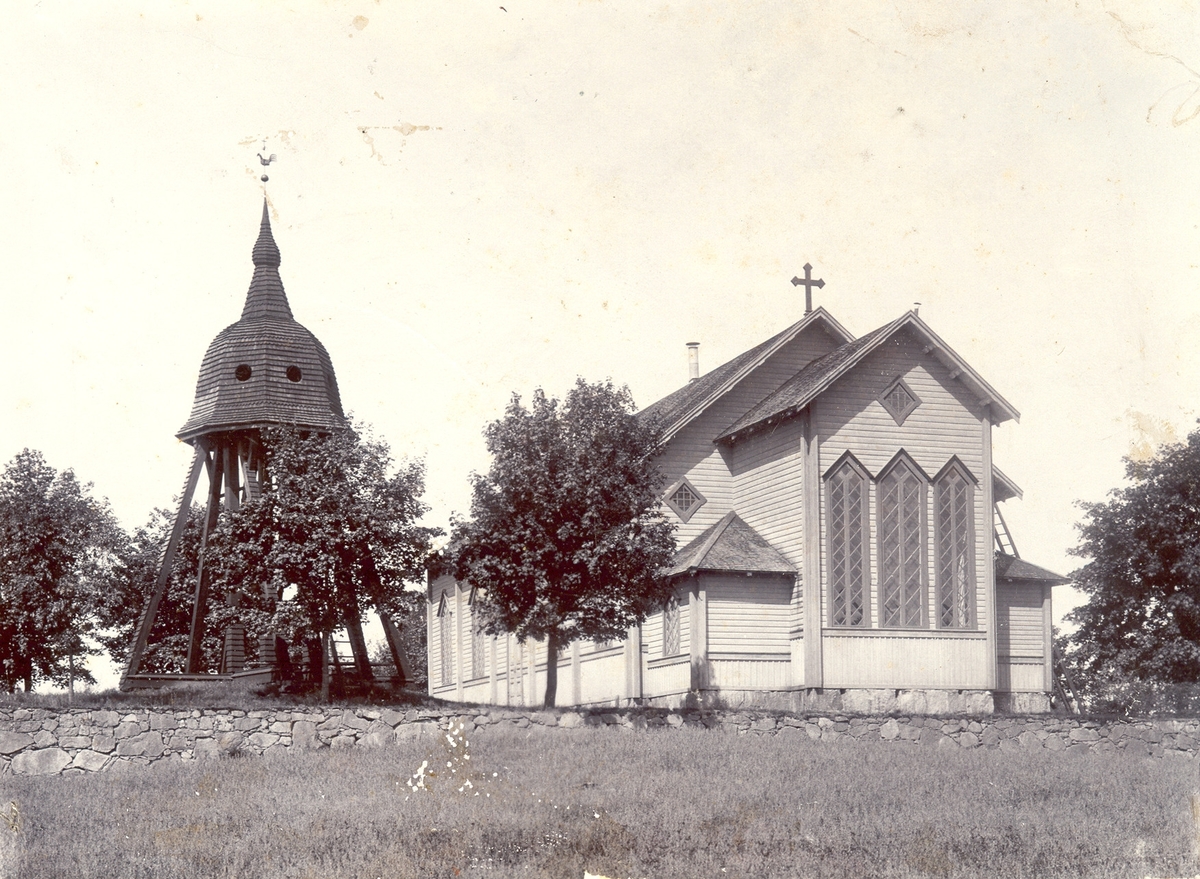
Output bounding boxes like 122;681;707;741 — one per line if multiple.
879;378;921;426
664;477;706;523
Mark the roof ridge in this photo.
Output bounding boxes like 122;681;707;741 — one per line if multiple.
716;310;1019;444
640;308;853;444
687;511;738;569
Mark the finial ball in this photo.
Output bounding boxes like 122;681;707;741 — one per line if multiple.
261;174;269;183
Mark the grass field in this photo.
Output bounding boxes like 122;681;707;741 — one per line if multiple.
0;722;1196;879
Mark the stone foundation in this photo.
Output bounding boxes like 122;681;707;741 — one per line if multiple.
647;687;1001;715
0;703;1190;777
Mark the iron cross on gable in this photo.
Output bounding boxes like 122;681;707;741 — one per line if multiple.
791;263;824;314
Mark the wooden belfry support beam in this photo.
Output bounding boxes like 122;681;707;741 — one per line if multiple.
121;443;208;687
123;197;407;689
123;434;265;683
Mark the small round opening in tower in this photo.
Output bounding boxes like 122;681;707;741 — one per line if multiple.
235;364;252;382
286;365;302;382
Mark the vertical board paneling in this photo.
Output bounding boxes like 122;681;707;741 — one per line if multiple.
578;652;628;704
823;634;990;688
644;659;691;696
997;661;1045;692
707;658;791;689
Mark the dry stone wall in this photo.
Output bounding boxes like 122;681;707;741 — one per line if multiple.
0;705;1196;776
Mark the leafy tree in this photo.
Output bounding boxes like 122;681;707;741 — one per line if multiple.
0;450;127;692
204;422;438;698
96;504;242;676
1065;428;1200;689
452;379;677;707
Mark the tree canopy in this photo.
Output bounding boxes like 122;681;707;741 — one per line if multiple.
102;422;436;696
1065;427;1200;687
452;378;676;707
0;450;126;692
205;423;437;691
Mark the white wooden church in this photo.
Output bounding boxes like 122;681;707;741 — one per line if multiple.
427;295;1066;713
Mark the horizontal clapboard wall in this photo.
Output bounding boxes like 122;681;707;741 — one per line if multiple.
705;574;792;654
997;583;1046;659
814;328;991;636
654;327;841;546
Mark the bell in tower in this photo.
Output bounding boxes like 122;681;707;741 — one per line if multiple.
122;202;352;687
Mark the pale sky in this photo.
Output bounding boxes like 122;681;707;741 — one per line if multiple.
3;2;1198;686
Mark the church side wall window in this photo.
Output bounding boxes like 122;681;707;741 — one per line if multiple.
663;595;681;656
825;455;870;627
935;461;976;629
468;588;487;679
438;595;454;687
877;453;928;628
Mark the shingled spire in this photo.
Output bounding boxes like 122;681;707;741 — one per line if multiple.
175;201;344;441
241;200;292;321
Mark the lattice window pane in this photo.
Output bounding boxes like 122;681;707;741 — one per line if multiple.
663;595;680;656
671;483;697;511
880;379;921;426
936;468;974;628
439;602;454;686
879;461;925;627
471;621;486;679
827;461;868;626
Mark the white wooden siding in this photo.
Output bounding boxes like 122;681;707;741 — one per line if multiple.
997;660;1044;692
429;574;457;693
814;328;991;644
707;657;792;690
997;584;1046;658
729;418;806;634
655;326;842;546
997;583;1047;693
644;588;690;658
578;650;627;704
823;632;990;688
706;574;792;654
644;657;691;697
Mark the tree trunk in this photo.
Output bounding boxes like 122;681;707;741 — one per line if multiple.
380;614;411;687
543;631;560;708
320;631;331;703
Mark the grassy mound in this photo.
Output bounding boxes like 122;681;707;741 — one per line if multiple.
0;722;1194;878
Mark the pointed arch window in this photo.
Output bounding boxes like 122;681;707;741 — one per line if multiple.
437;594;454;686
468;587;486;679
877;452;928;628
825;453;871;627
663;594;681;656
935;460;976;629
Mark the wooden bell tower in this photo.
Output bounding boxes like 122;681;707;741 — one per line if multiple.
122;201;389;688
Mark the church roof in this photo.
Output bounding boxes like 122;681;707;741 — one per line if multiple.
995;553;1070;584
992;465;1023;502
176;202;345;442
666;511;797;578
716;311;1019;444
639;308;853;444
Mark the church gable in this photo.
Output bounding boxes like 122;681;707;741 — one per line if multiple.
813;324;990;480
647;310;848;545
